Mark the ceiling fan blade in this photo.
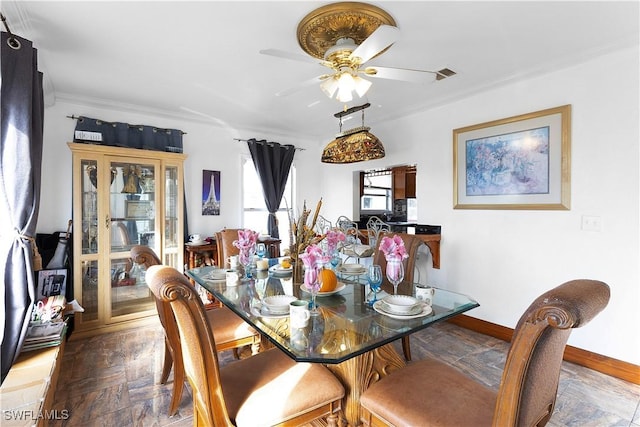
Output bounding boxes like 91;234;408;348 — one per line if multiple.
260;48;319;65
275;75;329;97
363;66;437;84
349;25;400;64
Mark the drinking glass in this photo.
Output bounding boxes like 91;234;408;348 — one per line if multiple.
239;246;255;280
308;266;322;316
367;264;383;306
386;258;404;295
256;243;267;258
330;249;341;270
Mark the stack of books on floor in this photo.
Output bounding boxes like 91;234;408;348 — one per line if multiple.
22;319;67;352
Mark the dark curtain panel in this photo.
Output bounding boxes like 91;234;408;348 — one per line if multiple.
0;32;44;384
247;139;295;239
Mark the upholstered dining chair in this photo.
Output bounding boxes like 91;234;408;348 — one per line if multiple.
372;232;426;361
146;264;345;426
360;279;610;427
131;246;261;416
215;228;242;268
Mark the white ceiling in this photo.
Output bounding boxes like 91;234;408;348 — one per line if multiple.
3;1;639;141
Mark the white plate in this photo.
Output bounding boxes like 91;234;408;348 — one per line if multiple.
251;303;289;319
203;270;227;281
373;300;433;319
269;265;292;274
299;282;346;296
186;241;208;246
337;265;366;275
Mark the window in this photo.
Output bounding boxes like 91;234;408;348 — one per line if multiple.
242;156;295;249
361;170;392;213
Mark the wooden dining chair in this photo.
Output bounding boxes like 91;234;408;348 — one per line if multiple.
131;245;261;416
372;232;425;361
360;279;610;427
146;264;345;426
215;228;242;268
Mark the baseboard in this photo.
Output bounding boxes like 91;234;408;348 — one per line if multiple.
447;315;640;385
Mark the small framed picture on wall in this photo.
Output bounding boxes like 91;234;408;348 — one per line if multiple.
202;170;220;215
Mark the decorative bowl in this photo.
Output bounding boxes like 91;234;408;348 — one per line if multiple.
382;295;421;314
262;295;297;314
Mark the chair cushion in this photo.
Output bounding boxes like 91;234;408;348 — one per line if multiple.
220;348;344;426
206;306;256;344
361;357;496;426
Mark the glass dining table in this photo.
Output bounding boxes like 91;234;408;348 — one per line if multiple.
186;261;479;426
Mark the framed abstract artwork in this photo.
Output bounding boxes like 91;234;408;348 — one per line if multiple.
453;105;571;210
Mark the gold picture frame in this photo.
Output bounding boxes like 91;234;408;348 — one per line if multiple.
453;105;571;210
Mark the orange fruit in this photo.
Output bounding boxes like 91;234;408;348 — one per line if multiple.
281;258;291;269
319;268;338;292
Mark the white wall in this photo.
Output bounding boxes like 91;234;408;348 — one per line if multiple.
39;46;639;365
318;47;640;365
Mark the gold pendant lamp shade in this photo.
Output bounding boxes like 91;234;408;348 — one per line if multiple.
321;103;385;164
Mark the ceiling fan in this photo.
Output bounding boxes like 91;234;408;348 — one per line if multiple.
260;2;455;103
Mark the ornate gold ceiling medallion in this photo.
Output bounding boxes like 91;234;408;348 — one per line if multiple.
297;2;397;60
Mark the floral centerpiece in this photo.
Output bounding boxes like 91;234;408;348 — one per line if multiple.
233;229;259;278
379;235;409;282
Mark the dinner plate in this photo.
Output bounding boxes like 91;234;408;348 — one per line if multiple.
336;265;366;275
299;282;346;296
203;270;226;281
373;300;433;319
250;303;289;319
269;265;292;274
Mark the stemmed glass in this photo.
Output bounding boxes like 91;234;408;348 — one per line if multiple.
367;264;383;306
386;258;405;295
308;266;322;316
239;246;256;280
256;243;267;259
330;249;340;270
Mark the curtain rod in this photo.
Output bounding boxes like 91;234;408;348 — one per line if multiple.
234;138;305;151
1;13;21;49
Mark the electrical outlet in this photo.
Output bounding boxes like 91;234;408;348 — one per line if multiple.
581;215;602;232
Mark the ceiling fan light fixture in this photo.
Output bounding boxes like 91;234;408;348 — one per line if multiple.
320;76;339;98
353;75;372;97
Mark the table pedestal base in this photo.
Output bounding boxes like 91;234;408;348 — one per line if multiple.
326;343;406;426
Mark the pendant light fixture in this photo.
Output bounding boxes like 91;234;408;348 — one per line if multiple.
321;103;385;164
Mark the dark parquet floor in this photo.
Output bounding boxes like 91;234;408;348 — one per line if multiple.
50;321;639;426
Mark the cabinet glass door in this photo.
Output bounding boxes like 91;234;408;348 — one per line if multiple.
164;164;180;268
79;160;100;323
108;160;156;318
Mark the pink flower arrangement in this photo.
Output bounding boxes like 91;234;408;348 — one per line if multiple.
379;235;409;261
233;229;259;265
325;229;346;255
298;244;329;291
379;235;408;282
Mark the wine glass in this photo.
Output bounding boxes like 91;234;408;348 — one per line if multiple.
239;246;255;280
330;249;341;270
367;264;383;306
386;258;405;295
309;266;322;316
256;243;267;258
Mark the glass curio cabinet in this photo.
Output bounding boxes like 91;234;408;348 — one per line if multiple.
69;142;185;337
